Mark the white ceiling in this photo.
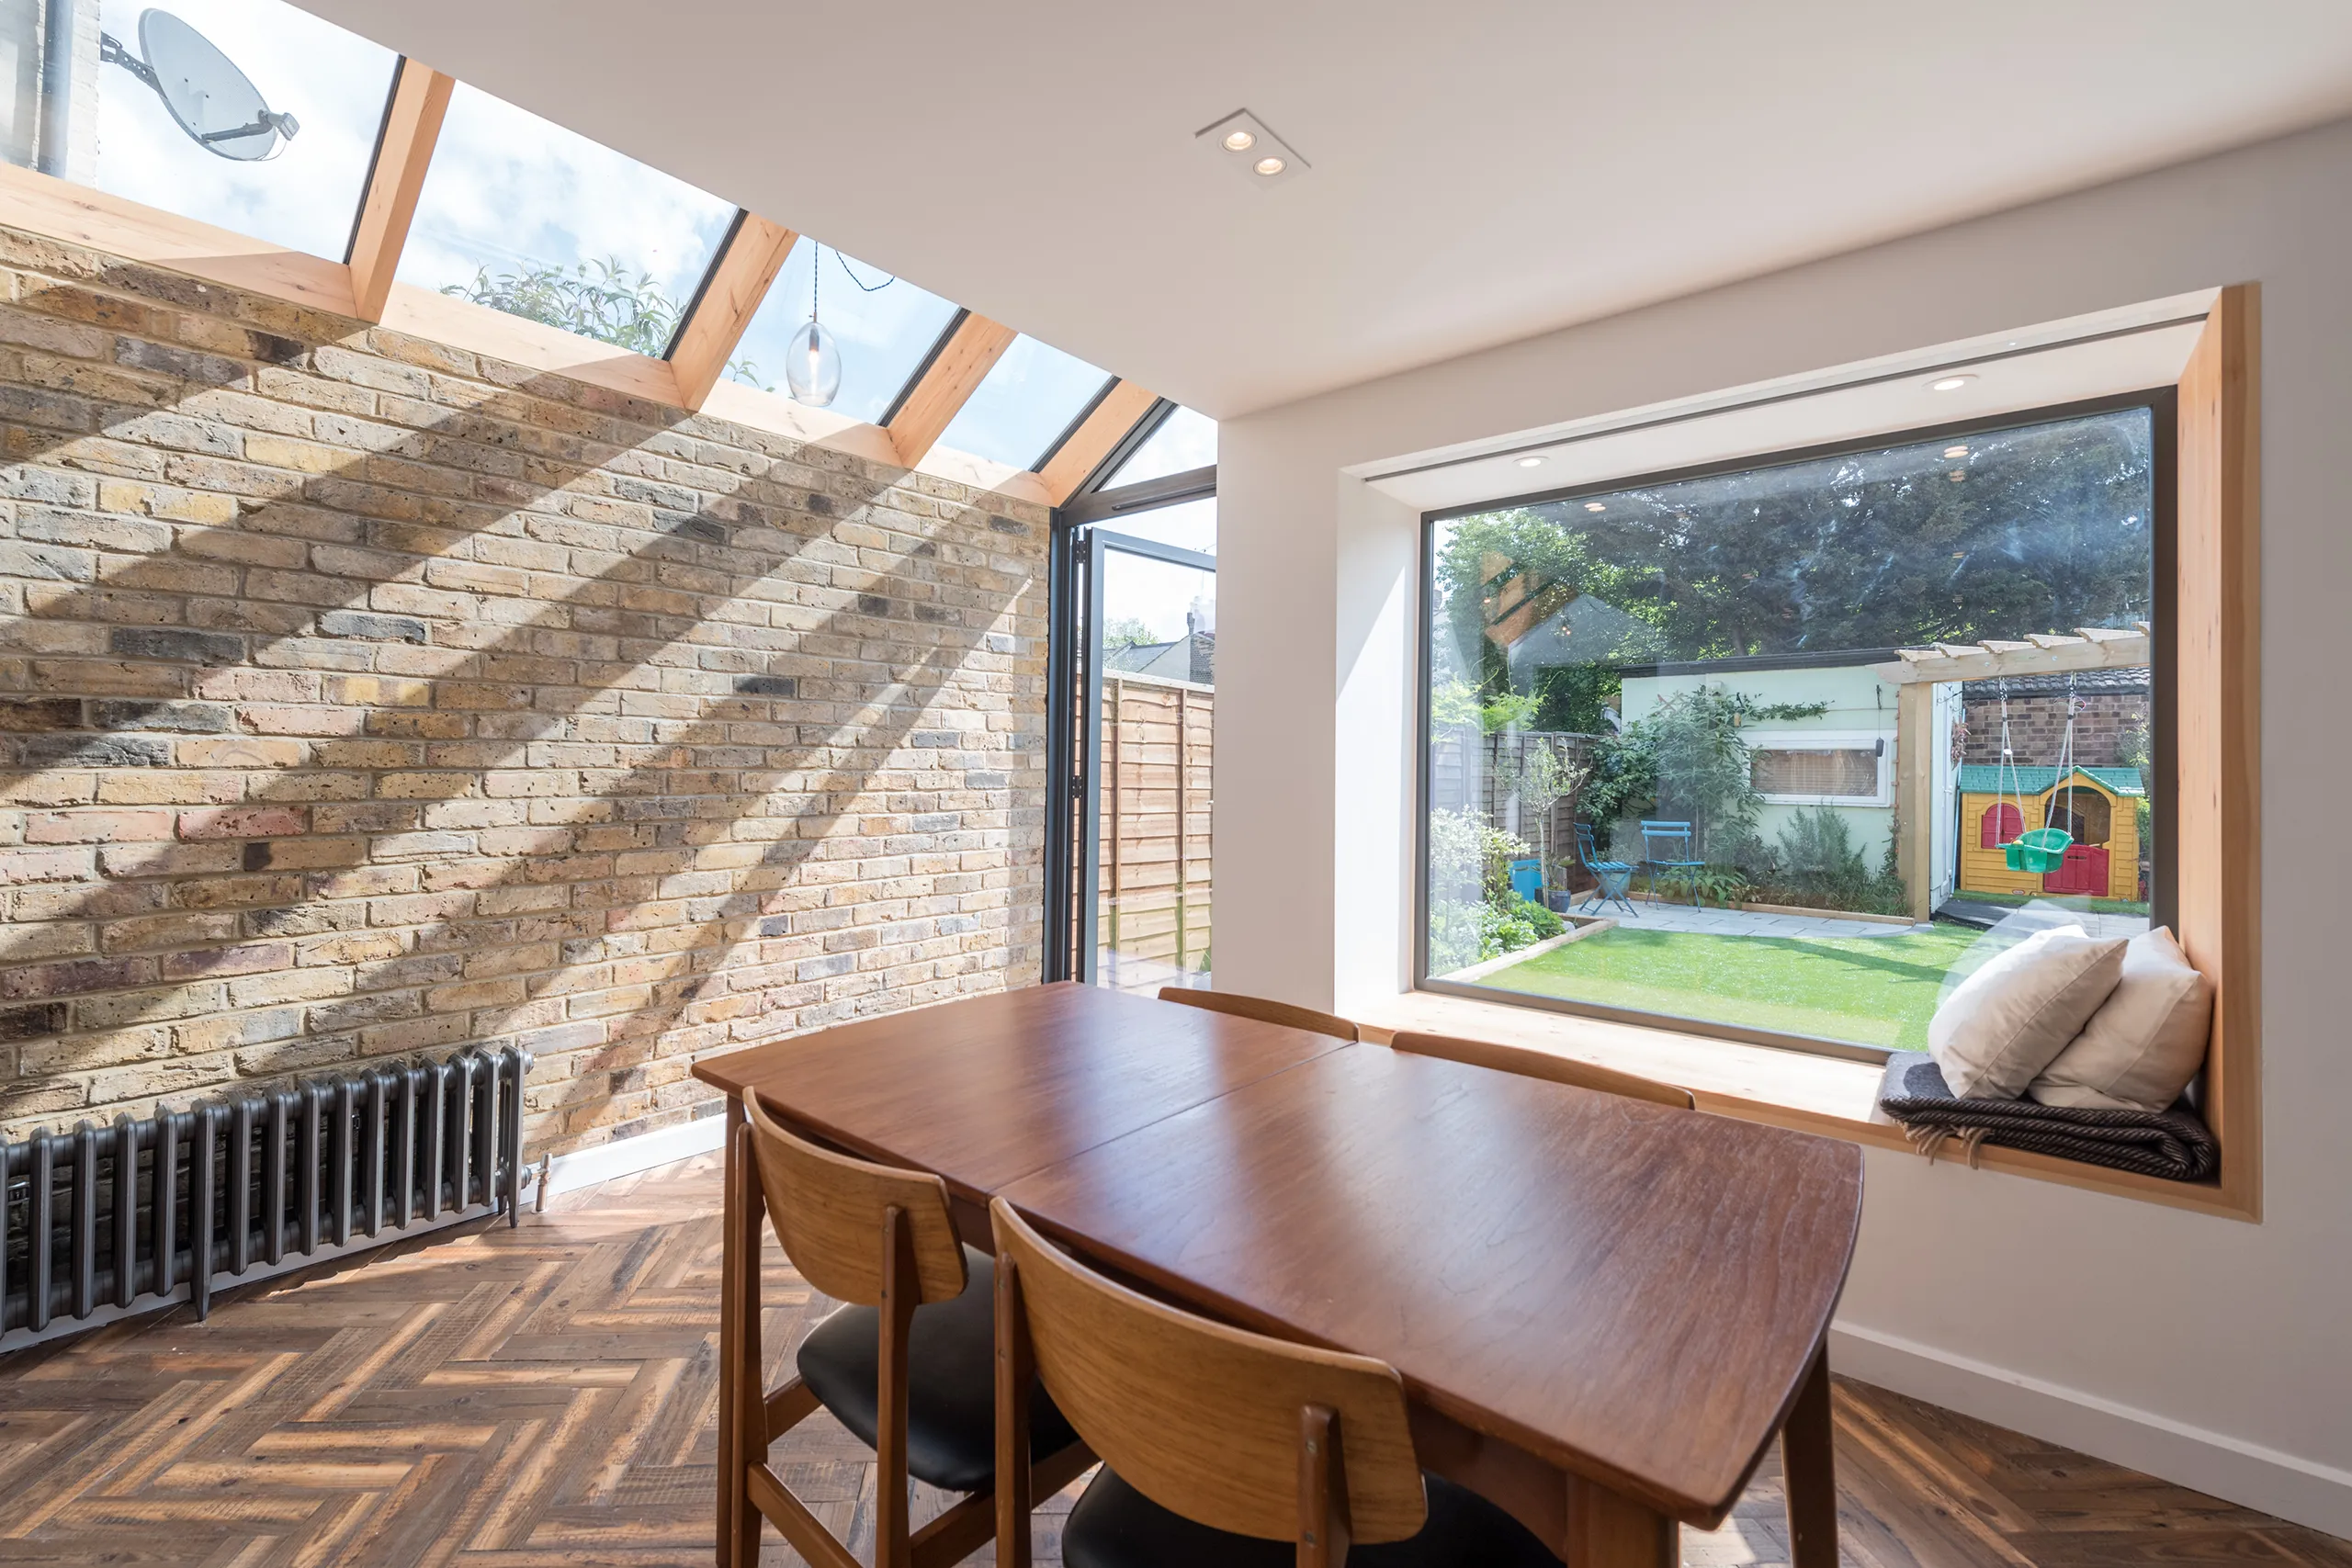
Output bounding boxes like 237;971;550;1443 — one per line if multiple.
298;1;2352;419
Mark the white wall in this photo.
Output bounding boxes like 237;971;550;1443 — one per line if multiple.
1215;117;2352;1531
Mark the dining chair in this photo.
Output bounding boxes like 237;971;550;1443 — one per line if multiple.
733;1093;1094;1568
1388;1030;1695;1110
989;1197;1564;1568
1157;986;1361;1042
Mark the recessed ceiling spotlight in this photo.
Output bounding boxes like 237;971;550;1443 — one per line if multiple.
1943;445;1970;458
1585;502;1606;513
1929;374;1977;392
1197;109;1308;186
1516;456;1545;468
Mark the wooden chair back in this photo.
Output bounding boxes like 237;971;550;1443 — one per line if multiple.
1388;1030;1695;1110
741;1090;967;1307
1157;987;1360;1043
990;1198;1424;1555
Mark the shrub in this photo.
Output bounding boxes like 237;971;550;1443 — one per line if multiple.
1742;807;1908;916
1653;864;1755;908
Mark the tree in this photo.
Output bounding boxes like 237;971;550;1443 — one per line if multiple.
1102;616;1160;649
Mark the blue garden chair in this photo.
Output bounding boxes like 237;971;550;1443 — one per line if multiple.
1573;823;1637;917
1638;819;1707;906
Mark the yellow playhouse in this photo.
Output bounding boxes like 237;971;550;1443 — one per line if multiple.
1955;764;2143;901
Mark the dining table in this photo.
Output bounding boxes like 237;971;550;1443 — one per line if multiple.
692;981;1862;1568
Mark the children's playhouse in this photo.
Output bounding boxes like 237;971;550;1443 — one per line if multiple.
1954;764;2144;900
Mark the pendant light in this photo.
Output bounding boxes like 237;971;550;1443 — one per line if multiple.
786;243;842;407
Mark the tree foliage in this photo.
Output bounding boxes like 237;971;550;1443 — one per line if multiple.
444;259;688;356
1430;409;2156;705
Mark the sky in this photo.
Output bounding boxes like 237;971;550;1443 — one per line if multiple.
396;82;736;310
1105;405;1217;487
90;0;395;257
1100;544;1216;647
937;333;1114;470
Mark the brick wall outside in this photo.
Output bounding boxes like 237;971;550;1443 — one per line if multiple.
0;224;1047;1156
1960;691;2148;770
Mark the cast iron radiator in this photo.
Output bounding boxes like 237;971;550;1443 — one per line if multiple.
0;1046;531;1339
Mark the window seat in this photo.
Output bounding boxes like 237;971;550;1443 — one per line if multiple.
1349;991;2248;1220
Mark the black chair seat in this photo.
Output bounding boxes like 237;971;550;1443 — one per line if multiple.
1062;1466;1564;1568
796;1244;1080;1494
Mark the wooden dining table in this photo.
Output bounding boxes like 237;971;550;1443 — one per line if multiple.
693;982;1862;1568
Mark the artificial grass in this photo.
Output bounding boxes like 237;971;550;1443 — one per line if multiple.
1473;922;1990;1050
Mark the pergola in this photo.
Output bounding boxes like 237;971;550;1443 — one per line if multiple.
1872;624;2153;920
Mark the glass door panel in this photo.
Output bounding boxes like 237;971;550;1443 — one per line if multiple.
1083;533;1215;993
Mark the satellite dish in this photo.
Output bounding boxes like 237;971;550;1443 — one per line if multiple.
99;9;300;162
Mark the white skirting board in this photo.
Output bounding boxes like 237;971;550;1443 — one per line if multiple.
1831;1322;2352;1539
543;1111;728;1197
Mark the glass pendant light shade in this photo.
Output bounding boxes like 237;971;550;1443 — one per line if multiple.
786;318;842;407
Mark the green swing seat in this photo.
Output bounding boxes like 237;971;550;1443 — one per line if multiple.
2003;826;2075;874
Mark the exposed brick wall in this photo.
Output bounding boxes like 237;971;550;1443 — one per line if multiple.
0;224;1047;1156
1960;692;2148;769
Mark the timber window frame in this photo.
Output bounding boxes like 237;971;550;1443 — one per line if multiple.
1408;287;2260;1219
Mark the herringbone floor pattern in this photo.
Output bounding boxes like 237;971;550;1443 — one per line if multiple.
0;1152;2343;1567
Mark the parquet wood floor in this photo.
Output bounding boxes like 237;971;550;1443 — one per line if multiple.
0;1152;2343;1567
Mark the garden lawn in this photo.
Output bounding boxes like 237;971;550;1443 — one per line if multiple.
1476;922;1988;1050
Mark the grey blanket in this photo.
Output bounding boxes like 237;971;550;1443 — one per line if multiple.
1876;1053;2219;1182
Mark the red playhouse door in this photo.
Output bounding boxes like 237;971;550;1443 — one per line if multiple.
2042;844;2109;897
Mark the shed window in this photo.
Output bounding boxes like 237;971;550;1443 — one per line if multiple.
1979;802;2023;847
1754;748;1878;800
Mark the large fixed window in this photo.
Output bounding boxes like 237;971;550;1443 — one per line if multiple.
1419;400;2165;1056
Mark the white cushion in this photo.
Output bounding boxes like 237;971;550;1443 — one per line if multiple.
2028;927;2212;1111
1928;925;2126;1100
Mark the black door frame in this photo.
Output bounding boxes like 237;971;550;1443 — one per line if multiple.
1042;401;1216;982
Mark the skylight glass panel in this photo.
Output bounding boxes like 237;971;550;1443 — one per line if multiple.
936;335;1114;469
398;84;737;355
727;238;960;425
6;0;399;259
1105;406;1217;489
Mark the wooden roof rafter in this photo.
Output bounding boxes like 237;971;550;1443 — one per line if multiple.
668;214;799;411
1037;380;1161;503
1871;622;2151;684
885;310;1021;468
346;58;456;322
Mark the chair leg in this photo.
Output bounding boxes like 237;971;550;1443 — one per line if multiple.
722;1109;767;1565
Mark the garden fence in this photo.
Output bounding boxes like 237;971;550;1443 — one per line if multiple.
1096;675;1214;990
